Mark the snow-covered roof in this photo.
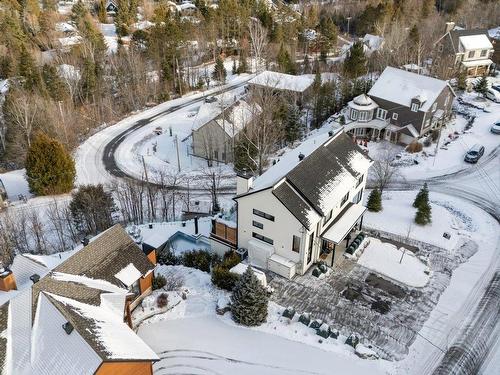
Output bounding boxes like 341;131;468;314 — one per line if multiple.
459;34;493;50
114;264;142;287
215;100;259;137
462;58;493;67
368;67;449;112
362;34;384;51
349;94;378;111
489;27;500;40
239;131;372;229
321;203;367;244
249;71;314;93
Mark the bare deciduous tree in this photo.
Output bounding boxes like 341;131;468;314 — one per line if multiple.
248;19;268;73
371;144;401;193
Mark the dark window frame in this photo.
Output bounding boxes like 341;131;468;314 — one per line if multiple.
252;220;264;229
340;192;349;207
252;232;274;245
253;209;275;222
356;174;364;187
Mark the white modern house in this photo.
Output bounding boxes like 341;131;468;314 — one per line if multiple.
234;130;372;279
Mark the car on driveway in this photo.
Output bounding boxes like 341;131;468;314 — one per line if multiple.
204;96;217;103
491;84;500;93
491;121;500;134
485;88;500;103
464;144;485;163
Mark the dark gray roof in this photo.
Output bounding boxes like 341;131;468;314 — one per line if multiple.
449;29;489;53
0;301;9;372
273;182;316;229
54;224;155;287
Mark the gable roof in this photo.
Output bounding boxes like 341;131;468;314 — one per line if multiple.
459;34;493;50
368;67;449;112
54;224;155;288
249;71;314;93
237;131;372;229
448;29;490;53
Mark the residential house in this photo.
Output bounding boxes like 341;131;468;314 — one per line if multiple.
434;22;494;77
234;130;372;279
105;0;118;13
192;99;258;164
488;27;500;65
0;225;159;375
342;66;455;144
247;71;314;106
361;34;384;56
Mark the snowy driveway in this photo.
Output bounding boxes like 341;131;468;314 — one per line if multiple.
138;316;387;375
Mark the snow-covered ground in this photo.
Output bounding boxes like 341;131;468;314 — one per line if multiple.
0;169;31;200
137;265;389;374
358;238;430;287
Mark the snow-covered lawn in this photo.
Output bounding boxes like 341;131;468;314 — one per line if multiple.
137;265;389;375
363;190;468;251
358;238;430;287
0;169;31;200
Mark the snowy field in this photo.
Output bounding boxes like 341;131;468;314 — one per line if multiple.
358;238;430;287
137;265;389;375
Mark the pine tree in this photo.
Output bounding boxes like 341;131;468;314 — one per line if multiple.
42;65;68;101
474;76;488;97
212;55;227;83
415;200;432;225
231;266;268;326
367;189;382;212
237;50;248;74
285;103;303;143
26;133;76;196
70;184;117;235
413;183;429;208
343;42;367;78
97;0;107;23
457;70;467;91
18;45;41;91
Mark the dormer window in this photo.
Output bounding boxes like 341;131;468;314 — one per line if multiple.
411;103;419;112
468;50;475;59
480;49;487;57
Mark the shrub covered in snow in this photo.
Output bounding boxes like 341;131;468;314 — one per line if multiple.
152;274;167;290
182;249;217;273
212;265;240;291
231;266;268;326
157;293;168;308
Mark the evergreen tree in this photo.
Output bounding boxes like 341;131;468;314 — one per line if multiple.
412;183;429;208
457;70;467;91
231;266;268;326
415;200;432;225
367;189;382;212
343;42;367;78
18;45;41;91
303;54;311;74
284;103;303;143
212;55;227;83
25;133;76;196
474;76;488;97
234;136;257;173
42;65;68;101
97;0;107;23
277;44;296;74
70;184;117;235
237;50;248;74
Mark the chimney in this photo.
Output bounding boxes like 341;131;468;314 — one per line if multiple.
236;171;254;195
81;237;89;246
0;266;17;292
328;130;334;137
298;153;305;161
445;21;455;34
30;274;40;284
194;217;199;235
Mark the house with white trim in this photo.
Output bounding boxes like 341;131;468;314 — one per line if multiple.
234;130;372;279
341;67;455;144
435;22;494;77
0;225;159;374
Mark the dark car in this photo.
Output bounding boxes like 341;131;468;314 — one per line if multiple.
204;96;217;103
464;144;485;163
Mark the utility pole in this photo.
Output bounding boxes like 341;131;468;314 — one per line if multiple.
174;135;181;173
347;17;352;36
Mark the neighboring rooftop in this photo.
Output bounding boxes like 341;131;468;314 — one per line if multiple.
248;71;314;93
459;34;493;50
368;66;449;112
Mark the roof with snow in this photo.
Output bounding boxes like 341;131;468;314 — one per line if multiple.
236;131;372;229
0;225;158;373
249;71;314;93
368;67;449;112
489;27;500;40
459;34;493;50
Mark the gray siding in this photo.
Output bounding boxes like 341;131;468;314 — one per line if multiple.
192;120;234;163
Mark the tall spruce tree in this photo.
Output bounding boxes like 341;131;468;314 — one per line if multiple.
413;183;429;208
343;41;367;78
474;76;488;97
212;55;227;83
25;133;76;196
284;103;303;143
367;189;382;212
231;266;268;326
18;45;41;91
415;200;432;225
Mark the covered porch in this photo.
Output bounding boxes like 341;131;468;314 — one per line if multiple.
318;203;367;267
343;118;389;141
462;59;493;77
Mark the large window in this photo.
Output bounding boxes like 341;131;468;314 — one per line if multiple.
411;103;419;112
252;220;263;229
376;108;387;120
130;280;141;299
292;235;300;253
480;49;487;57
353;189;363;204
307;232;314;264
253;209;275;222
358;110;371;122
252;232;273;245
324;209;333;223
350;108;358;120
340;192;349;207
468;50;475;59
356;174;364;187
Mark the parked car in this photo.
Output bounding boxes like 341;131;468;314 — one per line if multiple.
491;122;500;134
153;126;163;135
204;96;217;103
491;84;500;93
464;144;485;163
485;88;500;103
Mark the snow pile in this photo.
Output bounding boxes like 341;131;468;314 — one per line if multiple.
249;71;314;93
357;238;430;287
52;272;127;293
114;263;143;287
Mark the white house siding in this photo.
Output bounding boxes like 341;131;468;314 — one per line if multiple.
31;294;102;375
237;189;306;275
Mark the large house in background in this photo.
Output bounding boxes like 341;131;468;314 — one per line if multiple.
0;225;158;375
434;22;494;77
234;130;372;279
192;100;258;164
342;66;455;144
